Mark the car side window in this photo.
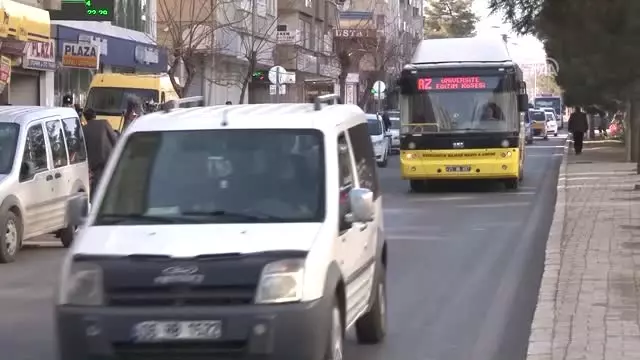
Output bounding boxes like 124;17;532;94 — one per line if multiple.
22;123;48;173
61;117;87;164
348;122;379;197
338;134;354;232
45;119;69;168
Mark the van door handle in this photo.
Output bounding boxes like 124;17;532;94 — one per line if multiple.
54;172;62;179
46;175;53;181
356;223;367;232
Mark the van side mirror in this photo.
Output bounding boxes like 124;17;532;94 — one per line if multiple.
518;94;529;112
348;188;374;222
66;193;89;227
19;161;35;181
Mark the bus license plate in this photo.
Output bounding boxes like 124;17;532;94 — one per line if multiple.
445;166;471;172
132;320;222;342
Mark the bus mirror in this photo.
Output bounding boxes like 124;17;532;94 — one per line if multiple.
518;94;529;112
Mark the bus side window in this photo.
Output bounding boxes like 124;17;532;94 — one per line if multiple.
161;92;166;103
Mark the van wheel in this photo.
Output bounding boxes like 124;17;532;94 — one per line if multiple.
543;135;548;140
324;298;344;360
0;211;22;263
377;153;388;168
554;132;558;137
59;225;75;248
355;265;387;344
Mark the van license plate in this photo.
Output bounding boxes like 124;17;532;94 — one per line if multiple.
132;320;222;342
445;166;471;172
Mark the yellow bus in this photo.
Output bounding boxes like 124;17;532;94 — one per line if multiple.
84;73;180;131
397;37;530;192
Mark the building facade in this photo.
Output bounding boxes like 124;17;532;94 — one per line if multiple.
269;0;339;103
156;0;277;105
336;0;422;110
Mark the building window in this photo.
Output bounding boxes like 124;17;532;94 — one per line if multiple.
114;0;148;33
299;19;311;49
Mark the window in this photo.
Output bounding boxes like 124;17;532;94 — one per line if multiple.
45;120;69;168
299;19;311;49
347;123;379;197
338;134;354;230
85;87;159;117
96;129;326;225
61;117;87;164
22;123;48;173
0;123;19;174
276;24;287;31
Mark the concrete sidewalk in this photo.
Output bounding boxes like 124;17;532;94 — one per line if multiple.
527;140;640;360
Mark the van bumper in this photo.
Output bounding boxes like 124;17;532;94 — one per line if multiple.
55;298;332;360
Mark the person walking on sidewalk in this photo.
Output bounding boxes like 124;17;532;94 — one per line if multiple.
568;106;589;154
82;108;118;200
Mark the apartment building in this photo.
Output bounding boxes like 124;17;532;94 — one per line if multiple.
336;0;423;109
156;0;277;104
270;0;340;103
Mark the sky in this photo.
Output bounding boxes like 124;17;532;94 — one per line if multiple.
472;0;547;65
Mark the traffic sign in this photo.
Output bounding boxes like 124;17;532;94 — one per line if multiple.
268;66;295;84
372;80;386;99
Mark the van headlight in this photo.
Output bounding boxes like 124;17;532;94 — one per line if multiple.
58;262;104;306
255;259;304;304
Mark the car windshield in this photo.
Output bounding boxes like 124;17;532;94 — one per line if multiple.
96;129;325;225
403;75;518;133
390;117;400;130
529;111;546;121
85;87;159;116
545;113;555;121
0;123;19;174
367;119;383;135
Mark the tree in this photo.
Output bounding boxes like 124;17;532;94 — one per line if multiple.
424;0;478;39
535;73;561;95
156;0;248;98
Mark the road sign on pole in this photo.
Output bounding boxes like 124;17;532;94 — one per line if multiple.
372;80;386;99
268;66;287;84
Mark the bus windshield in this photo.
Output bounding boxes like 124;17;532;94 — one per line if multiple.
86;88;159;116
534;97;561;114
402;75;518;133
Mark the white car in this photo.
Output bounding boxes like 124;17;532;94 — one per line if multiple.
389;117;400;151
540;106;563;128
544;111;558;136
57;95;388;360
367;114;390;167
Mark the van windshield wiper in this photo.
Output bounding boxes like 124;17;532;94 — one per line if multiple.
181;210;287;222
95;213;202;225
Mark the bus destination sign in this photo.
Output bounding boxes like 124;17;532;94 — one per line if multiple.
416;76;496;91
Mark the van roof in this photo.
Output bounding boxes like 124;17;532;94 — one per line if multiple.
0;106;79;125
125;103;366;133
90;73;179;89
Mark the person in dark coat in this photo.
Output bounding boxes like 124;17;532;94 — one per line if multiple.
568;106;589;154
62;94;73;108
120;96;144;132
381;110;391;132
82;108;117;198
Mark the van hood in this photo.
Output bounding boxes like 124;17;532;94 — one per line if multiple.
73;223;323;257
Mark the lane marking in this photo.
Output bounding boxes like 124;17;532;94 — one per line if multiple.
456;202;530;208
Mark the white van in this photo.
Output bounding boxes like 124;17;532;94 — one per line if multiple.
0;107;89;263
56;95;388;360
365;113;390;167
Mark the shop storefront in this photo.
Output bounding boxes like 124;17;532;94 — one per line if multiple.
52;22;168;106
0;0;53;105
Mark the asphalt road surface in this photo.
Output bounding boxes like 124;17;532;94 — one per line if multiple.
0;134;566;360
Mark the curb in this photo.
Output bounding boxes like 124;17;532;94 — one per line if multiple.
525;143;569;359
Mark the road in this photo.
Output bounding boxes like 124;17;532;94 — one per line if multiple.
0;134;565;360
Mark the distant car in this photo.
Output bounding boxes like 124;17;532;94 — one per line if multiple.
525;121;534;144
528;109;548;140
544;111;558;136
389;117;400;152
366;114;390;167
540;106;563;129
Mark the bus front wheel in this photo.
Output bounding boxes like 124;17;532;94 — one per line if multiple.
410;180;428;193
504;179;519;190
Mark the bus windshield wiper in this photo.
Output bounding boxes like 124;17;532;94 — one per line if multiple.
181;210;287;222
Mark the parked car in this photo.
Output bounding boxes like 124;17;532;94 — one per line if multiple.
366;114;390;167
0;107;89;263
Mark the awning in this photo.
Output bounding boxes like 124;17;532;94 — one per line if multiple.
0;0;50;42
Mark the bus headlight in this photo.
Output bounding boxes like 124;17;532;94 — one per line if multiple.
255;259;304;304
501;151;512;158
501;140;509;148
58;262;104;306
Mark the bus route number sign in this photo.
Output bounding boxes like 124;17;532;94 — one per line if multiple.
416;76;488;91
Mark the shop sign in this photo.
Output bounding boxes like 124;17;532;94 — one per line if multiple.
0;56;11;94
0;38;26;56
134;45;159;64
61;42;99;69
23;40;56;71
334;28;377;38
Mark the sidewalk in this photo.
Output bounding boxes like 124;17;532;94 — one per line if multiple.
527;140;640;360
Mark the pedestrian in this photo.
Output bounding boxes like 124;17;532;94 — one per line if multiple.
568;106;589;154
597;111;609;137
381;110;391;132
73;104;83;118
62;94;73;108
120;96;144;132
82;108;117;199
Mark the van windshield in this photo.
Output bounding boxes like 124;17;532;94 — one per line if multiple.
96;129;326;225
85;88;159;116
0;123;19;174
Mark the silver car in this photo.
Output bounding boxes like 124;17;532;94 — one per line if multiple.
0;107;89;263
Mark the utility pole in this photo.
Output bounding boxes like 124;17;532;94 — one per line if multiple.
207;0;217;105
249;0;257;104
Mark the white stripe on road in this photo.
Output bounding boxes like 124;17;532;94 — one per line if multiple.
456;202;530;208
387;234;447;241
